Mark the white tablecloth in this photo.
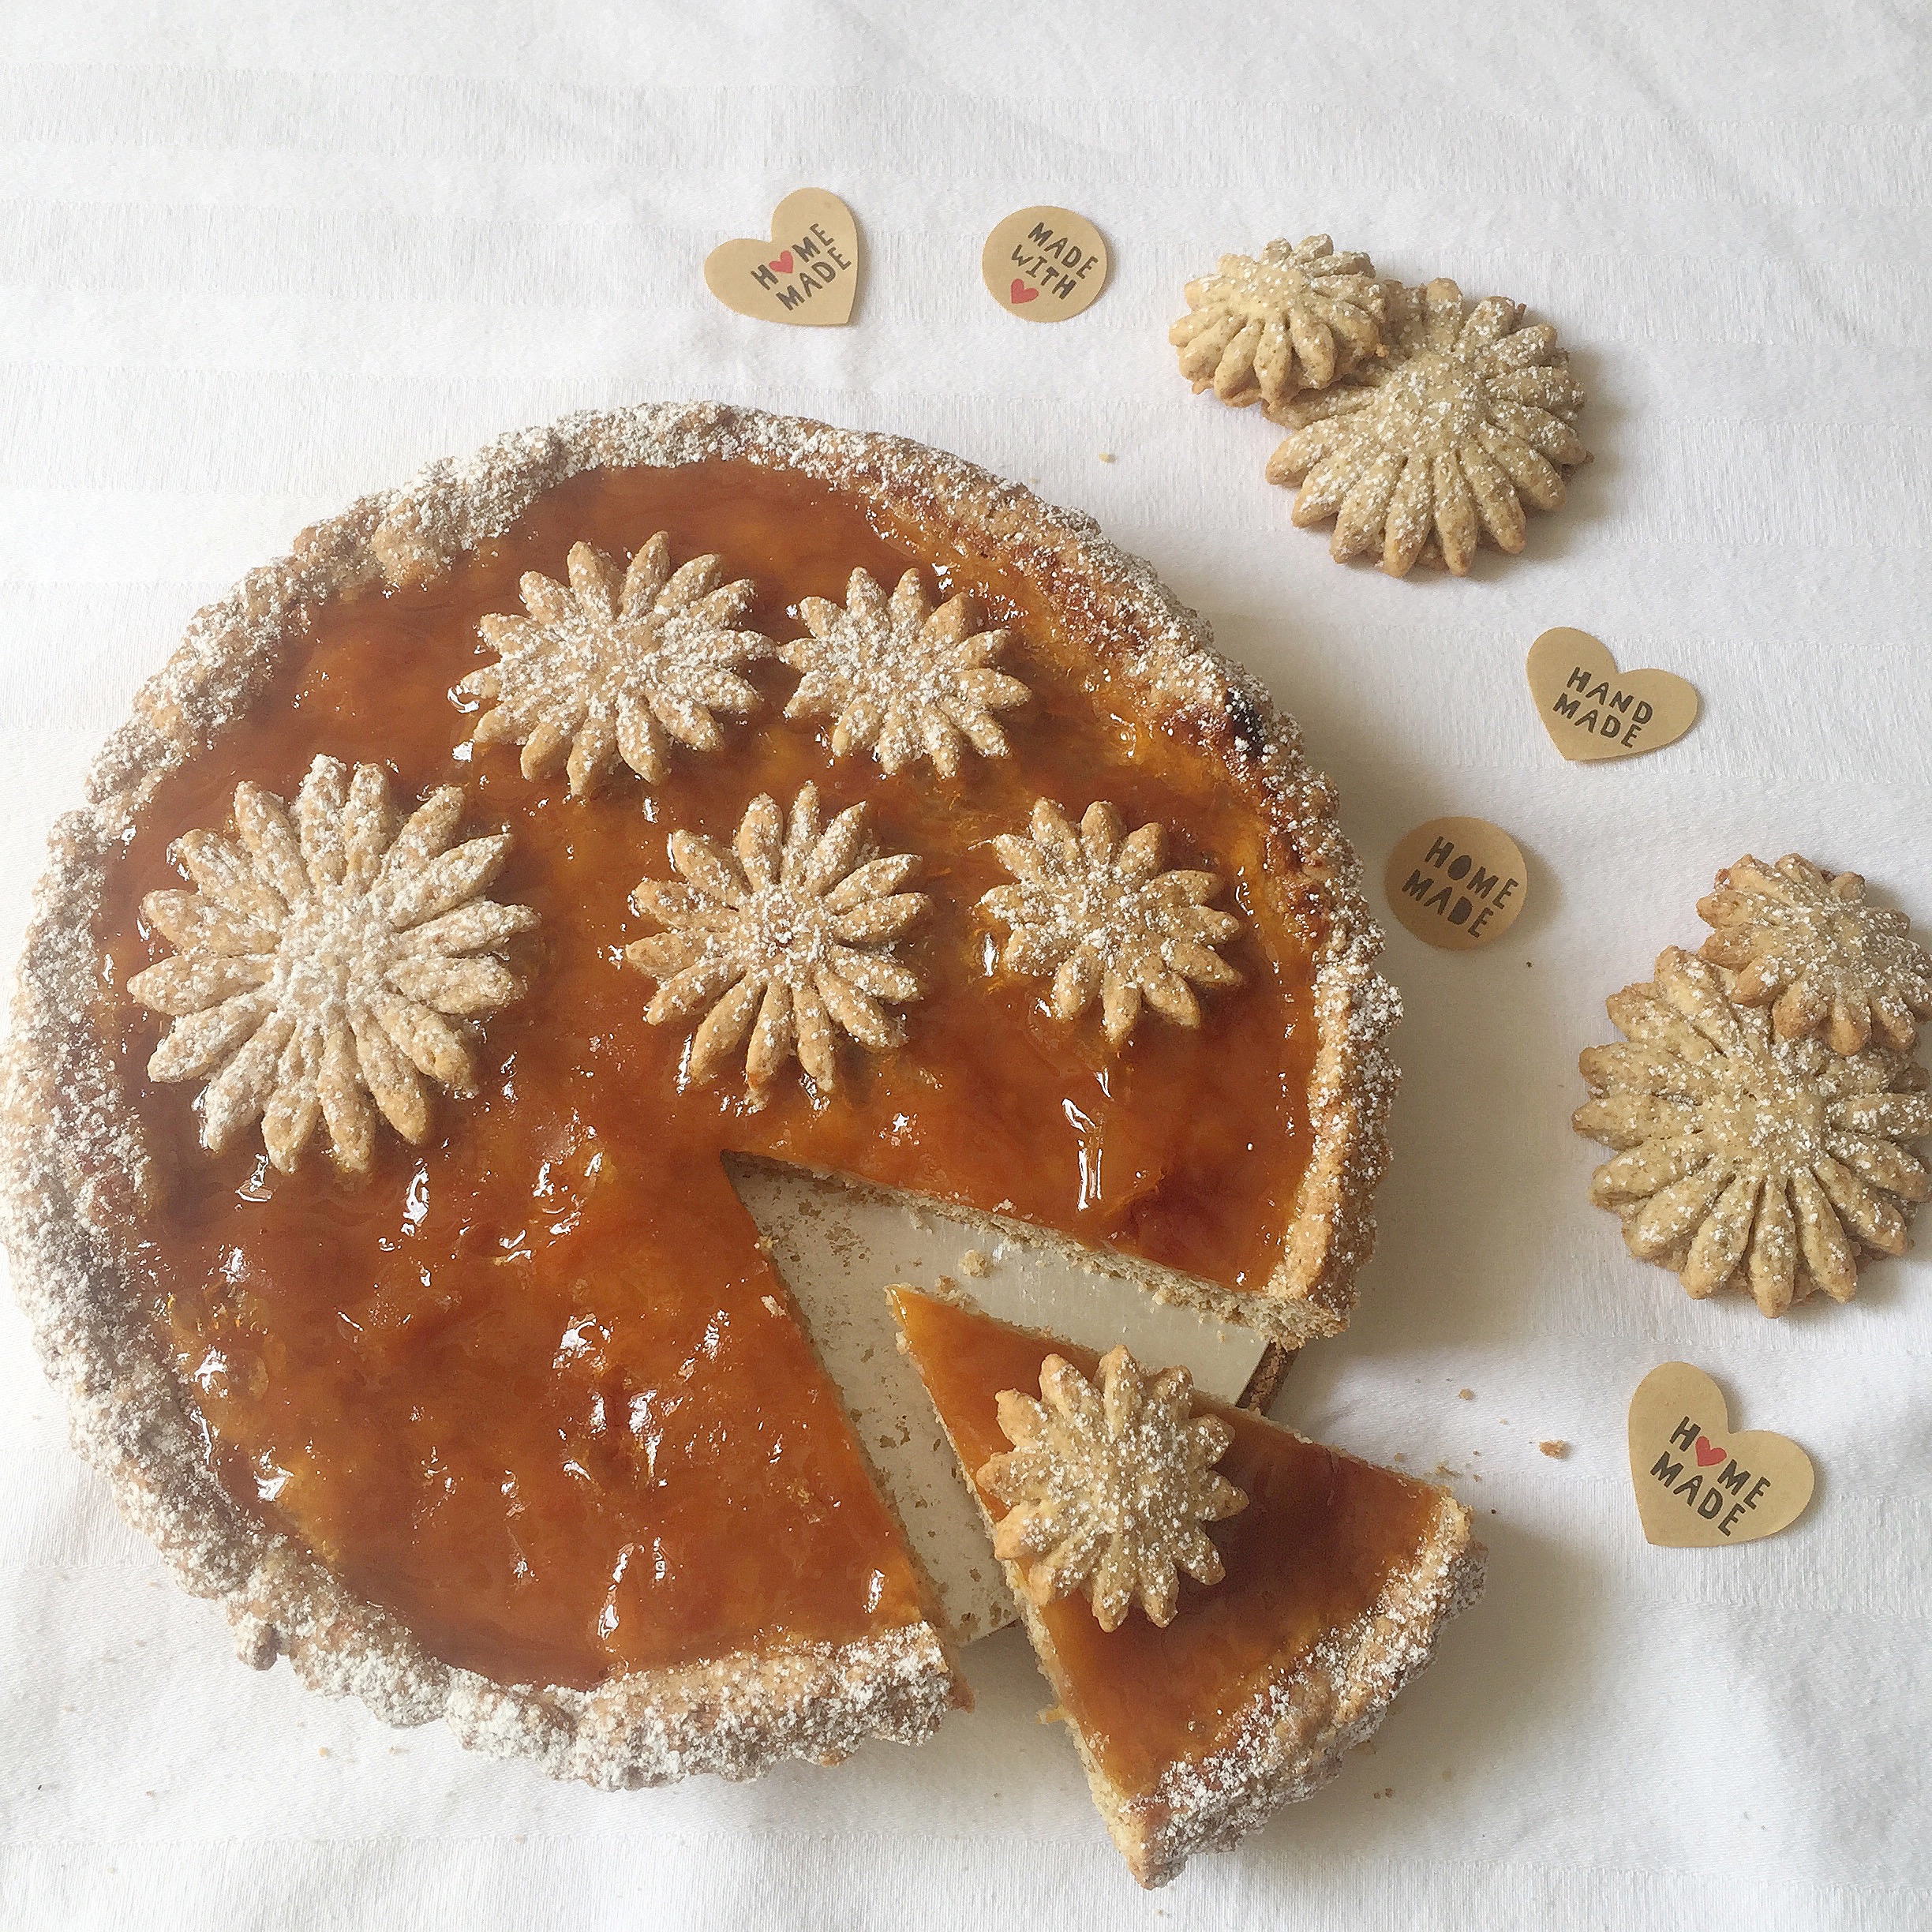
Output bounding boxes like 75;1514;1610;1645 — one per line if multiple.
3;5;1929;1927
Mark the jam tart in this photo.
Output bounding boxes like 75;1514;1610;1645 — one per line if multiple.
2;403;1398;1790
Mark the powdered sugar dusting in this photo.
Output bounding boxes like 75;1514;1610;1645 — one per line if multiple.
625;781;928;1098
128;754;539;1174
981;799;1246;1050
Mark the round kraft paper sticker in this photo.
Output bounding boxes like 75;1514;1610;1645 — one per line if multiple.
1384;816;1528;951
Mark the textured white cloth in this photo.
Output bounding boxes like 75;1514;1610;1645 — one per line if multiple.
2;4;1930;1927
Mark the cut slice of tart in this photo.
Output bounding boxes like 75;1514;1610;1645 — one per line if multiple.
2;402;1398;1789
887;1285;1485;1886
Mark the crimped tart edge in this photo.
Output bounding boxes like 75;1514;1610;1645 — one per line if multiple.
1;401;1398;1786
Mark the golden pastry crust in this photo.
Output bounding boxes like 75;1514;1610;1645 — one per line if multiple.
1103;1489;1480;1886
1265;277;1588;576
1574;945;1932;1315
2;402;1398;1789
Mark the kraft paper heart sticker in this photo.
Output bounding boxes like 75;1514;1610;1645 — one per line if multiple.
1627;1363;1814;1547
704;189;860;327
1526;627;1699;763
1384;817;1528;952
982;206;1110;321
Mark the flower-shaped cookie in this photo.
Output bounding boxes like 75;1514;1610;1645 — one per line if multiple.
780;567;1028;778
979;1346;1248;1631
1265;278;1587;576
462;534;771;795
625;784;929;1099
1574;945;1932;1316
1170;235;1385;409
979;800;1243;1048
1698;854;1932;1054
128;756;537;1173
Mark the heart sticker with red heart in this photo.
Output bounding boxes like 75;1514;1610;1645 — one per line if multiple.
1627;1363;1814;1548
983;205;1109;321
703;189;859;328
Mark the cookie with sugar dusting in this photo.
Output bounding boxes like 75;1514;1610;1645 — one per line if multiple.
1170;235;1387;410
1265;277;1587;576
1698;854;1932;1054
1574;944;1931;1316
126;755;537;1174
979;1344;1247;1631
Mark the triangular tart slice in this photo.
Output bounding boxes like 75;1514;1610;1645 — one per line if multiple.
887;1286;1485;1887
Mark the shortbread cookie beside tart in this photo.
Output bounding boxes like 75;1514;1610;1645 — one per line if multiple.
1698;853;1932;1054
1170;234;1387;410
1;403;1399;1787
1574;942;1930;1315
1266;277;1588;575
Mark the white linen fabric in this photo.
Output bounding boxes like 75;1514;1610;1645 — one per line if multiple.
2;4;1928;1927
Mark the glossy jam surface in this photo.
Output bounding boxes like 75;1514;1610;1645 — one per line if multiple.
95;461;1320;1691
890;1288;1437;1799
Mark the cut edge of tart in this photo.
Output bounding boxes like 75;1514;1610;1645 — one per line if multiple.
1;402;1398;1788
887;1284;1485;1888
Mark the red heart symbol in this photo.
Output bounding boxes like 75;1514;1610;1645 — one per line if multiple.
769;252;794;275
1009;279;1039;305
1696;1436;1725;1467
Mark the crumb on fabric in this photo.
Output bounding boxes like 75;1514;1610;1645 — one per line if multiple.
1538;1440;1570;1458
958;1249;991;1278
1458;1389;1474;1401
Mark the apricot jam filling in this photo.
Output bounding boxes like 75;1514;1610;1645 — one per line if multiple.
890;1289;1438;1799
95;461;1319;1691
